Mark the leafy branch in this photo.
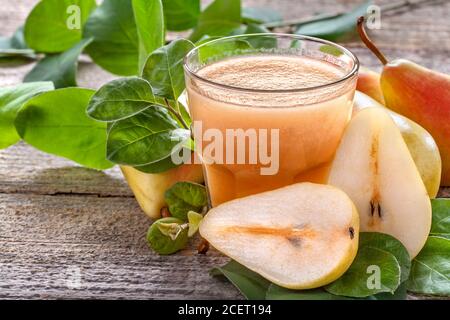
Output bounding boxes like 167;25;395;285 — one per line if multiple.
164;98;189;130
262;0;444;30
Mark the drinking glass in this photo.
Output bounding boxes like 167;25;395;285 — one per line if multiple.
184;34;359;206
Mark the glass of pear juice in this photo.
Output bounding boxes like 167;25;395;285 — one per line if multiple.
184;34;359;206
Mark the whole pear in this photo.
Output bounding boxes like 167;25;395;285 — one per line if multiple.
381;61;450;185
356;66;385;104
121;164;204;219
358;17;450;185
353;91;441;198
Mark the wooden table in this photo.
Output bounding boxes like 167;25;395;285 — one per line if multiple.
0;0;449;299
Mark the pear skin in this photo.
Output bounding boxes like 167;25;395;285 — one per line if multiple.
329;108;431;258
357;17;449;186
200;183;359;289
380;59;450;185
356;67;385;104
353;91;442;198
121;164;204;219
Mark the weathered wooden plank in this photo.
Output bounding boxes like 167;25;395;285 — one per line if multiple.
0;143;131;197
0;193;239;299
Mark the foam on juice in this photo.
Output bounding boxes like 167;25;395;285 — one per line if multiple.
198;55;346;90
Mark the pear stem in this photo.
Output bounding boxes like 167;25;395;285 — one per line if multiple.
198;239;210;254
357;16;389;65
164;98;189;130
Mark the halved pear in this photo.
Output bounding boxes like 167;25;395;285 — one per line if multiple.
353;91;442;198
328;108;431;258
200;183;359;289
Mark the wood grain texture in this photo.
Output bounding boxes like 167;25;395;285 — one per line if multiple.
0;0;449;300
0;193;238;299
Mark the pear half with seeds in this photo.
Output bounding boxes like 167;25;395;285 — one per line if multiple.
200;183;359;289
328;108;431;258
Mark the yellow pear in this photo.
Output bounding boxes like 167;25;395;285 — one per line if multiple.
353;91;441;198
356;66;385;104
121;164;204;219
200;183;359;289
358;17;450;185
329;108;431;258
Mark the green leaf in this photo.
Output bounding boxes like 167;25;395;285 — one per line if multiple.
266;284;351;300
359;232;411;282
142;39;195;102
325;232;403;298
242;7;282;24
244;24;277;49
87;77;157;122
296;1;371;41
9;26;28;50
134;155;181;173
228;27;247;36
194;35;220;46
106;107;190;166
210;260;270;300
83;0;140;76
24;38;93;89
269;284;407;301
132;0;165;72
319;44;344;57
187;211;203;237
15;88;113;170
197;37;251;64
162;0;200;31
407;236;450;296
0;49;35;59
0;26;36;59
368;282;408;300
24;0;96;53
326;247;400;298
164;182;207;221
430;199;450;239
0;37;10;49
132;128;192;172
189;0;242;42
244;24;270;33
211;260;408;301
0;26;28;50
0;82;54;149
147;217;189;255
177;95;193;127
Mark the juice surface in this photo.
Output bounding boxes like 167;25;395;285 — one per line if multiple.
186;55;356;206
